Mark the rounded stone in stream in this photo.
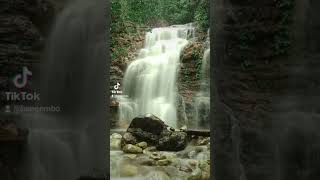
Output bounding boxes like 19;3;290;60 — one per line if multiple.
122;144;143;154
156;159;172;166
157;131;188;151
127;114;167;144
121;132;137;147
150;152;163;160
110;138;121;150
111;133;122;139
136;141;148;149
128;114;168;134
110;133;122;150
125;114;188;151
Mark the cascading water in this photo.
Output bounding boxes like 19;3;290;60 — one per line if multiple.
117;24;194;128
18;0;107;179
192;30;210;129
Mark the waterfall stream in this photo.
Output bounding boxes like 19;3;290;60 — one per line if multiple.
191;30;210;129
117;24;195;128
17;1;107;179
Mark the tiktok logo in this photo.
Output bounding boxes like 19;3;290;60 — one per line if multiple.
111;82;122;97
13;66;32;88
114;82;120;90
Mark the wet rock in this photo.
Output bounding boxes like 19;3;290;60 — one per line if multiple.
110;133;122;150
150;152;164;160
121;132;137;147
111;133;122;139
180;125;187;131
110;138;121;150
123;154;137;160
157;159;171;166
181;42;204;63
127;114;167;144
122;144;143;154
136;141;148;149
157;131;188;151
119;164;138;177
196;137;210;146
125;114;188;151
144;146;157;152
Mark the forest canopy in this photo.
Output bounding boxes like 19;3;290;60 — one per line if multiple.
111;0;209;33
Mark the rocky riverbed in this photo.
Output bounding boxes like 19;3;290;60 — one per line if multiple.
110;115;210;180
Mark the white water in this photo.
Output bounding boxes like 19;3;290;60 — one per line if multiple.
17;0;107;179
118;24;195;128
193;30;210;128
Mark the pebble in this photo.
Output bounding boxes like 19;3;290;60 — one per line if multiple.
122;144;143;154
157;159;171;166
136;141;148;149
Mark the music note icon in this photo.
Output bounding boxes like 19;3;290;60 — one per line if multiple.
114;82;120;90
13;66;32;88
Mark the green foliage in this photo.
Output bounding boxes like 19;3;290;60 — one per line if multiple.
194;0;209;30
111;47;126;61
111;0;209;29
111;0;209;63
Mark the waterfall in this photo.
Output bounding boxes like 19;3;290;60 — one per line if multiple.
117;24;194;128
192;30;210;129
17;0;107;179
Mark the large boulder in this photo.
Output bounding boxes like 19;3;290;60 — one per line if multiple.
158;131;188;151
122;114;188;151
126;114;168;144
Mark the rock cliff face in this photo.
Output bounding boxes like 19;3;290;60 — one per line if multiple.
212;0;320;179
